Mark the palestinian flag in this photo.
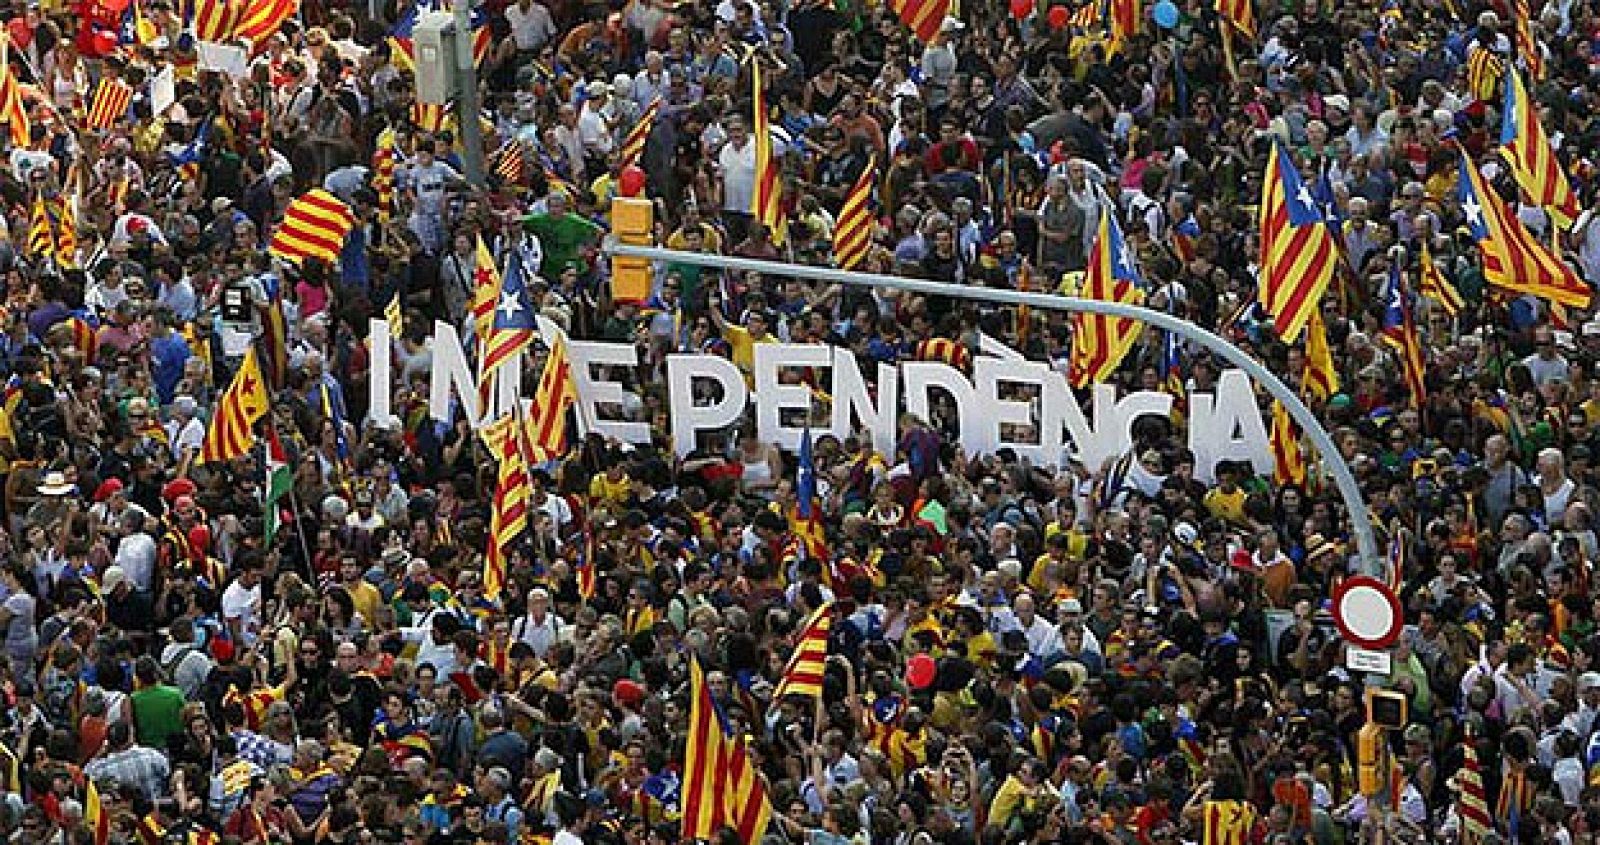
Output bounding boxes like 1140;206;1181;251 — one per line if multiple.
264;428;293;546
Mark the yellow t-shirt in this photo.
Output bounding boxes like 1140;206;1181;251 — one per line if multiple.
1203;487;1248;525
348;580;383;626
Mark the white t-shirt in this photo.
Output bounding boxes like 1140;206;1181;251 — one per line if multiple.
222;580;263;646
505;1;556;50
169;417;206;461
114;532;158;592
718;137;757;214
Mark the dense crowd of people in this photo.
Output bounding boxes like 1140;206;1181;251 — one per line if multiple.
0;0;1594;843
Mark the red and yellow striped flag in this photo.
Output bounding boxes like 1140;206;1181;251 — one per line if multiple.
1381;266;1428;408
1458;728;1491;842
413;101;447;134
1215;0;1255;38
1257;142;1339;342
1270;400;1305;486
750;61;786;245
470;235;499;347
192;0;242;42
1109;0;1141;52
1301;307;1339;401
1457;148;1590;307
832;156;876;270
886;0;951;42
85;78;133;131
771;603;832;701
198;348;270;464
1466;45;1504;103
480;415;530;603
682;657;773;844
1512;0;1543;80
1068;208;1146;388
1417;240;1463;317
86;779;109;845
618;97;659;171
235;0;299;43
372;128;397;222
523;335;579;461
0;37;29;148
268;189;355;264
1500;67;1576;227
27;197;53;260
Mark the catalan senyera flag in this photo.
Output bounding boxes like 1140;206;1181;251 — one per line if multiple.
833;156;876;271
750;61;786;245
1270;400;1305;487
1466;45;1504;103
1068;208;1146;388
771;603;832;701
268;189;355;264
792;426;829;564
1458;729;1492;843
1201;799;1259;845
1500;68;1576;228
372;128;397;222
1381;265;1428;408
478;236;537;402
915;337;971;370
85;78;133;131
412;100;447;134
198;348;271;464
1301;307;1339;401
1215;0;1255;38
1108;0;1141;53
191;0;242;42
524;334;579;460
0;37;29;148
1258;142;1339;342
135;813;167;845
576;528;597;601
682;657;773;845
1417;240;1464;317
86;779;109;845
886;0;951;42
235;0;299;43
494;140;525;187
480;415;529;603
1512;0;1542;80
618;97;659;171
1457;148;1591;308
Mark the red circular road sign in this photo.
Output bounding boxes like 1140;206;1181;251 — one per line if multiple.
1331;575;1403;650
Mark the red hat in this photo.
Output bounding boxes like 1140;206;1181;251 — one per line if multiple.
1230;549;1257;573
174;495;197;515
92;478;124;502
612;679;645;707
162;478;197;502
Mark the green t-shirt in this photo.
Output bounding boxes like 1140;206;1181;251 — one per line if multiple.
524;213;603;278
130;684;186;750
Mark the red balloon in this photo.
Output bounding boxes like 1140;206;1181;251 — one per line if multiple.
907;654;937;690
91;29;120;57
99;0;130;12
618;164;647;198
1047;4;1070;29
1010;0;1034;19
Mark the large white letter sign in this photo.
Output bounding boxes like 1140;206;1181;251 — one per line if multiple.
428;321;482;427
902;361;981;457
368;318;392;427
1090;385;1175;462
974;357;1044;461
830;348;898;458
668;354;750;458
568;340;651;445
753;344;829;452
1040;371;1099;466
1187;369;1273;482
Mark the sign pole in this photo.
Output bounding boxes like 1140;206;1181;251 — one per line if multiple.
452;0;485;188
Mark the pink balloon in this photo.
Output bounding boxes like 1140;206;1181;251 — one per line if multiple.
907;654;937;690
1047;4;1070;29
618;164;646;198
1010;0;1034;19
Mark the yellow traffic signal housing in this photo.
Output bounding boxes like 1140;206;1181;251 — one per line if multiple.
612;197;653;305
1356;722;1385;797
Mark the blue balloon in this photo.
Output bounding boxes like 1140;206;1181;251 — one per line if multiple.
1153;0;1179;28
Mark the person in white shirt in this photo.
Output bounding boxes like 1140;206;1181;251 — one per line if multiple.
717;116;758;233
113;512;158;593
221;562;266;647
577;81;617;162
512;588;566;657
998;594;1063;662
166;396;206;475
504;0;556;52
630;52;670;106
1536;447;1578;524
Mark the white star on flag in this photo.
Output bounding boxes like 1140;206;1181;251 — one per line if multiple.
497;289;524;320
1462;195;1483;229
1295;185;1315;212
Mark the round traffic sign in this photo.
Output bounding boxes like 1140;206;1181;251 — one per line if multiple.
1331;575;1403;650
